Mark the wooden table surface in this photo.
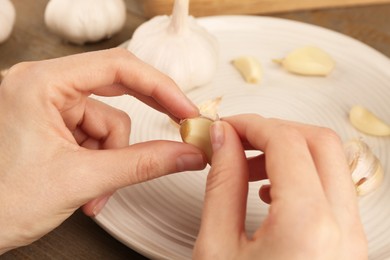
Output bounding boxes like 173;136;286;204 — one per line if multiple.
1;1;390;259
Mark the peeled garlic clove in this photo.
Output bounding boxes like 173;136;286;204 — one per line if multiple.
180;117;214;163
344;139;384;196
232;56;263;83
128;0;219;92
349;105;390;136
0;0;16;44
275;46;335;76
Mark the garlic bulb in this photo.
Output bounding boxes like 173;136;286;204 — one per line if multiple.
0;0;16;44
344;139;384;196
274;46;335;76
128;0;219;92
44;0;127;45
349;105;390;136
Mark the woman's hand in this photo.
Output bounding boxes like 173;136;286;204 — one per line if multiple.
0;49;207;253
193;114;367;260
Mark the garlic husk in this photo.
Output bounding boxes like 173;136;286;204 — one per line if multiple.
349;105;390;136
44;0;127;45
0;0;16;44
169;96;221;128
274;46;335;76
344;139;384;196
197;96;222;121
128;0;219;92
180;116;214;163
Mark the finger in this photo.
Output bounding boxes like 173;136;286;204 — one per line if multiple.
64;141;207;202
197;121;249;243
68;98;131;149
247;154;267;182
224;114;326;202
225;115;359;214
20;48;199;121
303;130;361;228
82;193;113;217
259;184;271;204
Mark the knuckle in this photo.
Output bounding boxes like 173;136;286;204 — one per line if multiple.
113;109;131;135
132;154;161;183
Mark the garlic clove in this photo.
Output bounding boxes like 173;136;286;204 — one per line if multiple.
232;56;263;84
274;46;335;76
128;0;219;92
343;139;384;196
349;105;390;136
44;0;127;45
0;0;16;44
180;116;214;163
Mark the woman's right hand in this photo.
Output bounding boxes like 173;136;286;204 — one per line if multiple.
194;114;367;260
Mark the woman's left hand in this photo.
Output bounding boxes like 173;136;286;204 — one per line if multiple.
0;49;206;253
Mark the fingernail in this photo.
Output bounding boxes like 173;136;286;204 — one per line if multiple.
92;196;110;216
176;153;206;172
210;121;224;152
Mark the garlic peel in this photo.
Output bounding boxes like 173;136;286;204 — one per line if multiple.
343;139;384;196
232;56;262;84
44;0;127;45
180;116;214;163
275;46;335;76
128;0;219;92
197;97;222;121
0;0;16;44
349;105;390;136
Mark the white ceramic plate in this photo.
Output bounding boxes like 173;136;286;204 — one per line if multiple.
94;16;390;260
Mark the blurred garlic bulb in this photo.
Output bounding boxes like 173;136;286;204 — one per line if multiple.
44;0;126;45
128;0;219;92
344;139;384;196
0;0;16;44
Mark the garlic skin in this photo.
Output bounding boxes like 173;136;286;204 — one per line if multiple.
44;0;126;45
274;46;335;76
0;0;16;44
180;116;214;163
344;139;384;196
128;0;219;92
197;96;222;121
349;105;390;136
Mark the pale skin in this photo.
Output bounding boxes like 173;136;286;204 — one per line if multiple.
0;48;207;253
194;115;368;260
0;49;367;258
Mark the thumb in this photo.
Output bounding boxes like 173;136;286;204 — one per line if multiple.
68;140;207;206
197;121;249;244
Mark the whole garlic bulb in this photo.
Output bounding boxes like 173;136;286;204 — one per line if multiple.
127;0;219;92
44;0;126;45
0;0;16;44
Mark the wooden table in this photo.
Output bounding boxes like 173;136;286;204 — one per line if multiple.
1;1;389;259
